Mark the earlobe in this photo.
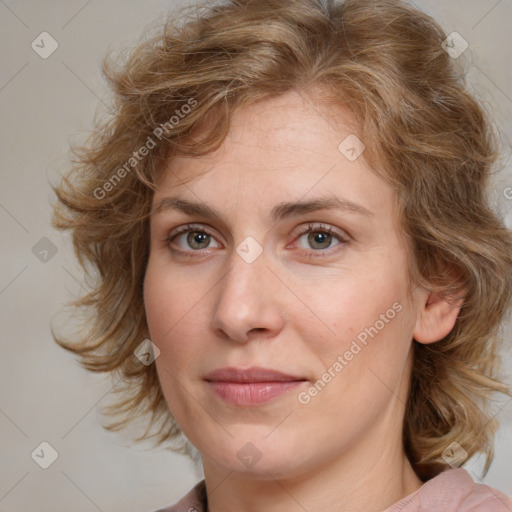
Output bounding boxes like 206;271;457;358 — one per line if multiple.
413;291;464;345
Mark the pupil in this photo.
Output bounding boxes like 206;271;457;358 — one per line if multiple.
309;231;330;249
189;232;209;248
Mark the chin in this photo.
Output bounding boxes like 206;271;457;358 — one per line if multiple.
200;433;311;480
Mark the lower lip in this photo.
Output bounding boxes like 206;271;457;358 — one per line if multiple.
207;381;305;406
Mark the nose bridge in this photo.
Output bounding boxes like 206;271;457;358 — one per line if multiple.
211;240;284;342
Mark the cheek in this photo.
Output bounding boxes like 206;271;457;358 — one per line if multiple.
144;267;200;419
144;271;170;343
314;269;406;339
144;262;184;354
304;264;413;380
143;260;211;379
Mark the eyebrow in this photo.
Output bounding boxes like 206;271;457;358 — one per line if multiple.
152;195;374;223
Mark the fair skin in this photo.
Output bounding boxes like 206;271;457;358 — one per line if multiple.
143;89;461;512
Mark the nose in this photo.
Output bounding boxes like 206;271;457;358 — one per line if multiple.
210;246;285;344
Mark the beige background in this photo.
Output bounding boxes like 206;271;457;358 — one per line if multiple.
0;1;511;511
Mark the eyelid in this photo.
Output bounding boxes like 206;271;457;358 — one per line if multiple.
165;223;223;247
291;222;349;243
289;222;349;258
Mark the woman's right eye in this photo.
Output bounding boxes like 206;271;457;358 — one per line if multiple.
165;224;222;253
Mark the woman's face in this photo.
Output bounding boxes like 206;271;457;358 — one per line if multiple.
144;90;423;479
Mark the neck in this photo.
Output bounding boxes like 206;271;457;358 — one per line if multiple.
202;432;423;512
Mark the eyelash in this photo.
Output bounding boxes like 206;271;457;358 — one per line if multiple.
164;222;349;259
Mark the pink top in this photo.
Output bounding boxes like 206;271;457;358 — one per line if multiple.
153;468;512;511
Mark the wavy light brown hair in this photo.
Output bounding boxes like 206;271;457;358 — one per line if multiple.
51;0;512;481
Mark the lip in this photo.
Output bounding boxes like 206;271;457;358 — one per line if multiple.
204;366;305;383
204;366;308;406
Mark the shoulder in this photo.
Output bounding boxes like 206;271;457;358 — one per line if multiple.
150;480;207;512
385;468;512;511
150;472;512;512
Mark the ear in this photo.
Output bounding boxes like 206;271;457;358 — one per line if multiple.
413;289;464;344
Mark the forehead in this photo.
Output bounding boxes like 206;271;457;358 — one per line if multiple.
151;90;396;225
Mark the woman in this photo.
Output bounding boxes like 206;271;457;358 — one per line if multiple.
51;0;512;510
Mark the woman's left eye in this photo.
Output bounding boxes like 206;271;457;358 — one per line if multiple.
164;222;348;258
293;223;348;257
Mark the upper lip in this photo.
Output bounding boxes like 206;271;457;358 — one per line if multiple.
204;366;306;383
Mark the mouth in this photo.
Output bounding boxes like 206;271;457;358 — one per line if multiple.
204;366;308;406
